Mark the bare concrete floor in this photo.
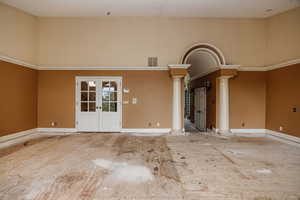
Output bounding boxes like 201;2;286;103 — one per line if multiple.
0;133;299;200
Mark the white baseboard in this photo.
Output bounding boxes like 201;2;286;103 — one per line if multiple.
230;129;300;144
0;128;37;143
266;129;300;144
0;128;42;149
121;128;171;134
230;129;267;136
36;128;77;133
36;128;171;134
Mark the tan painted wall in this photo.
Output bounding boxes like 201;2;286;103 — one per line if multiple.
37;17;267;67
0;3;37;64
266;64;300;137
190;70;267;130
229;71;266;129
38;70;172;129
266;7;300;65
0;61;38;136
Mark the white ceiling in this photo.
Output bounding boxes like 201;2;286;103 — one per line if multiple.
1;0;299;18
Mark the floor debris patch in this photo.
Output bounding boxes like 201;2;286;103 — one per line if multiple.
93;159;154;183
1;133;300;200
256;169;272;174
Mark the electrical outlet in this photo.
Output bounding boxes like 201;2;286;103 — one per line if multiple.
279;126;283;131
292;107;297;112
51;122;56;127
156;122;160;127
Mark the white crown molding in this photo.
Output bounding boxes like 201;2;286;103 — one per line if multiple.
266;58;300;71
0;55;38;69
227;58;300;71
220;64;240;69
1;54;299;72
168;64;191;69
38;66;169;70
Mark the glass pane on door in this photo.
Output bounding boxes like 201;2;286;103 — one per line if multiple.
80;80;97;112
101;80;118;112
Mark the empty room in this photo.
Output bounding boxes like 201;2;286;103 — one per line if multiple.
0;0;300;199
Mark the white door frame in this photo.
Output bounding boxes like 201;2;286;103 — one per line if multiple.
75;76;123;132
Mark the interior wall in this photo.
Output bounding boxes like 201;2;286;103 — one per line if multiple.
190;70;267;130
266;64;300;138
37;17;266;67
229;71;266;129
0;61;38;137
0;3;37;64
37;70;172;129
266;7;300;65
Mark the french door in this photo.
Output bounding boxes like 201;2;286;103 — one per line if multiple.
76;77;122;132
194;87;206;131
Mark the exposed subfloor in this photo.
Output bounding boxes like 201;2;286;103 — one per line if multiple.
0;133;299;200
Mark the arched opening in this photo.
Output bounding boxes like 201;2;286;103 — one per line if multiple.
182;43;225;133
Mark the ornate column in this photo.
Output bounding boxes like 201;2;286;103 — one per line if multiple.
168;64;191;135
217;75;234;135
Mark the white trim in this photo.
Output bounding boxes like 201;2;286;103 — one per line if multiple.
36;128;77;133
39;66;169;70
185;48;222;66
1;53;299;72
0;128;37;143
168;64;191;69
171;76;183;134
266;58;300;71
222;58;300;71
75;76;123;132
230;129;267;134
218;76;230;134
75;76;122;80
0;55;38;69
266;129;300;144
230;129;267;136
121;128;171;133
220;64;241;69
230;129;300;145
181;43;226;65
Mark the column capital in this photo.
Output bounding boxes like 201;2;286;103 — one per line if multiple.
168;64;191;78
218;75;234;79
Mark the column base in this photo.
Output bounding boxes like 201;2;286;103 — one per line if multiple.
170;129;188;136
217;129;233;137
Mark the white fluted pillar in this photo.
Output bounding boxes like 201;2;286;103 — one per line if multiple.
218;76;232;134
172;76;183;134
168;64;191;135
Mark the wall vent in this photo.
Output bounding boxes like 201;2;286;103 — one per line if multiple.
148;57;158;67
